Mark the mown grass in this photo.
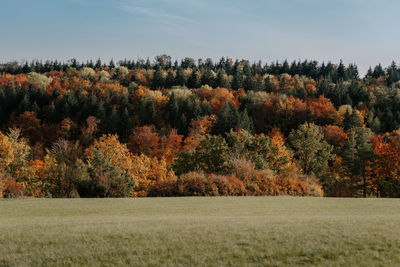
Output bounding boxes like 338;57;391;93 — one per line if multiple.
1;197;400;266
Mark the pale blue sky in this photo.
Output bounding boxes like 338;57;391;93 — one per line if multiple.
1;0;399;73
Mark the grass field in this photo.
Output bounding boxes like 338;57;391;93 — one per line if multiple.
1;197;400;266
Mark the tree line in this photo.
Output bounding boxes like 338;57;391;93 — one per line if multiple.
1;56;400;198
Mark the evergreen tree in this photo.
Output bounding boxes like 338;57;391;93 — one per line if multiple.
46;102;58;123
175;69;187;86
201;68;215;87
188;70;201;88
231;69;243;90
214;103;239;135
165;70;175;87
237;109;254;133
215;70;230;89
118;107;132;141
343;108;361;130
109;59;115;69
166;93;180;128
17;94;31;114
289;122;334;176
95;58;102;69
152;67;165;89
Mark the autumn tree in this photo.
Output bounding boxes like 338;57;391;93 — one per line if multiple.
0;132;14;168
43;140;87;197
85;134;135;197
368;133;400;197
183;115;216;152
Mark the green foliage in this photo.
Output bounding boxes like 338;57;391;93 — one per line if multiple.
174;135;229;175
83;149;134;197
44;140;88;198
214;103;239;135
226;129;288;172
289;123;334;176
4;56;400;198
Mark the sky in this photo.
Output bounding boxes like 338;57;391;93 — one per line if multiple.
1;0;399;74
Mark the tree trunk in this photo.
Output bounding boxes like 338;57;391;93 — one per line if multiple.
362;171;366;198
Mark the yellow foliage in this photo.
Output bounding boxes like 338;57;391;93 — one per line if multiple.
86;134;135;177
0;132;14;168
131;154;176;197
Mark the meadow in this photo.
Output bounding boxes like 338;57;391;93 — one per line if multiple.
1;197;400;266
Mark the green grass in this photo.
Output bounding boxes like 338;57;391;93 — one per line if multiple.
1;197;400;266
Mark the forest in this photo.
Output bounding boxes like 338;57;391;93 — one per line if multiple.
1;55;400;198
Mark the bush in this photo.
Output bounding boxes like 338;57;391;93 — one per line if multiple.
3;178;23;198
230;157;258;182
176;172;215;196
210;174;247;196
148;172;247;197
147;178;178;197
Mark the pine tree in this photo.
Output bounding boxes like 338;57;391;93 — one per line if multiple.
188;71;201;88
201;68;215;87
214;103;239;135
109;59;116;69
152;67;165;89
237;109;254;133
17;94;31;114
343;108;361;130
231;69;243;90
355;127;374;197
165;71;175;87
118;107;132;141
175;69;187;86
215;70;230;89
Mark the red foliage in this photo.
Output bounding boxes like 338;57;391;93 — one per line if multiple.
368;134;400;196
128;126;160;157
2;178;23;198
308;96;341;125
183;115;216;152
323;125;348;147
14;111;42;143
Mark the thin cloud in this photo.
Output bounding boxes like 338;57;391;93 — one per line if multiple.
120;5;196;24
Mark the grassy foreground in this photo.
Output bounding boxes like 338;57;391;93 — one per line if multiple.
1;197;400;266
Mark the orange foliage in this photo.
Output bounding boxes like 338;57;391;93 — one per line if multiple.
159;129;183;164
135;69;150;86
258;95;308;132
269;129;298;172
13;74;29;88
208;87;239;112
80;116;100;146
0;133;14;168
86;134;135;177
183;115;216;152
308;96;342;124
323;125;348;147
57;118;75;139
128;126;160;157
2;178;23;198
131;155;176;197
21;160;48;197
0;74;13;87
368;134;400;196
46;76;63;94
14;111;42;142
305;83;317;93
129;126;183;164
